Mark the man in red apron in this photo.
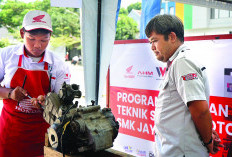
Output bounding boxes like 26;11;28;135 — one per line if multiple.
0;10;70;157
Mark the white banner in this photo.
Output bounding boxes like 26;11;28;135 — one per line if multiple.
81;0;118;105
110;37;232;157
51;0;82;8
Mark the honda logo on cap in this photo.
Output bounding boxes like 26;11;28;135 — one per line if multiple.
32;15;46;23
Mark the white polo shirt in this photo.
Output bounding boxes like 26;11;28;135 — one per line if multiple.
0;44;70;93
155;44;210;157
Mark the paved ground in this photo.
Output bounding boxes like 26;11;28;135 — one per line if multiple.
68;61;107;107
67;61;86;106
66;61;84;92
68;61;85;93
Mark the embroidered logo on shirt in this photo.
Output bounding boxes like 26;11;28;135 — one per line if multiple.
15;99;42;114
48;64;53;74
181;73;198;81
64;73;70;79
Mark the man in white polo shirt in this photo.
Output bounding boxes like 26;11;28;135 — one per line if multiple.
0;10;70;156
145;14;223;157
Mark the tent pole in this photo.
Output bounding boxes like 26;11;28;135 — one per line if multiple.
106;67;110;108
95;0;102;105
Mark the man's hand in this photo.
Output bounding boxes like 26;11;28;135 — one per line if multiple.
37;95;46;106
10;86;27;101
212;129;224;153
31;95;45;109
188;101;225;154
207;142;215;154
207;129;224;154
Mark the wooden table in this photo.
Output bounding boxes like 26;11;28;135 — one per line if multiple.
44;146;135;157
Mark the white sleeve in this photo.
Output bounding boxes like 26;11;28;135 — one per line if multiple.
53;62;71;93
173;58;207;105
0;48;6;83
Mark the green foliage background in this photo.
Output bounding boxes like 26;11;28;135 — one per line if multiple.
0;38;10;48
115;2;141;40
127;2;141;13
0;0;141;48
0;0;80;48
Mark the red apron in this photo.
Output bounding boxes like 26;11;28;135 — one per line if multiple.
0;55;50;157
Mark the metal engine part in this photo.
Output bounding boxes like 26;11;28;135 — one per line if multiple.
43;82;119;155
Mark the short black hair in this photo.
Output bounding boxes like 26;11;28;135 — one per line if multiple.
145;14;184;42
22;27;51;35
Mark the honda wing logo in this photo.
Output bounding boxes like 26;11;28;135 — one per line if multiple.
124;65;135;78
126;65;133;74
33;15;46;23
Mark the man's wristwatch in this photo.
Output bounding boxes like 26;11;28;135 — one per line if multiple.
8;89;13;99
203;136;213;147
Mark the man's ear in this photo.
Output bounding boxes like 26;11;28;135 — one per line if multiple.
20;28;24;39
169;32;177;42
